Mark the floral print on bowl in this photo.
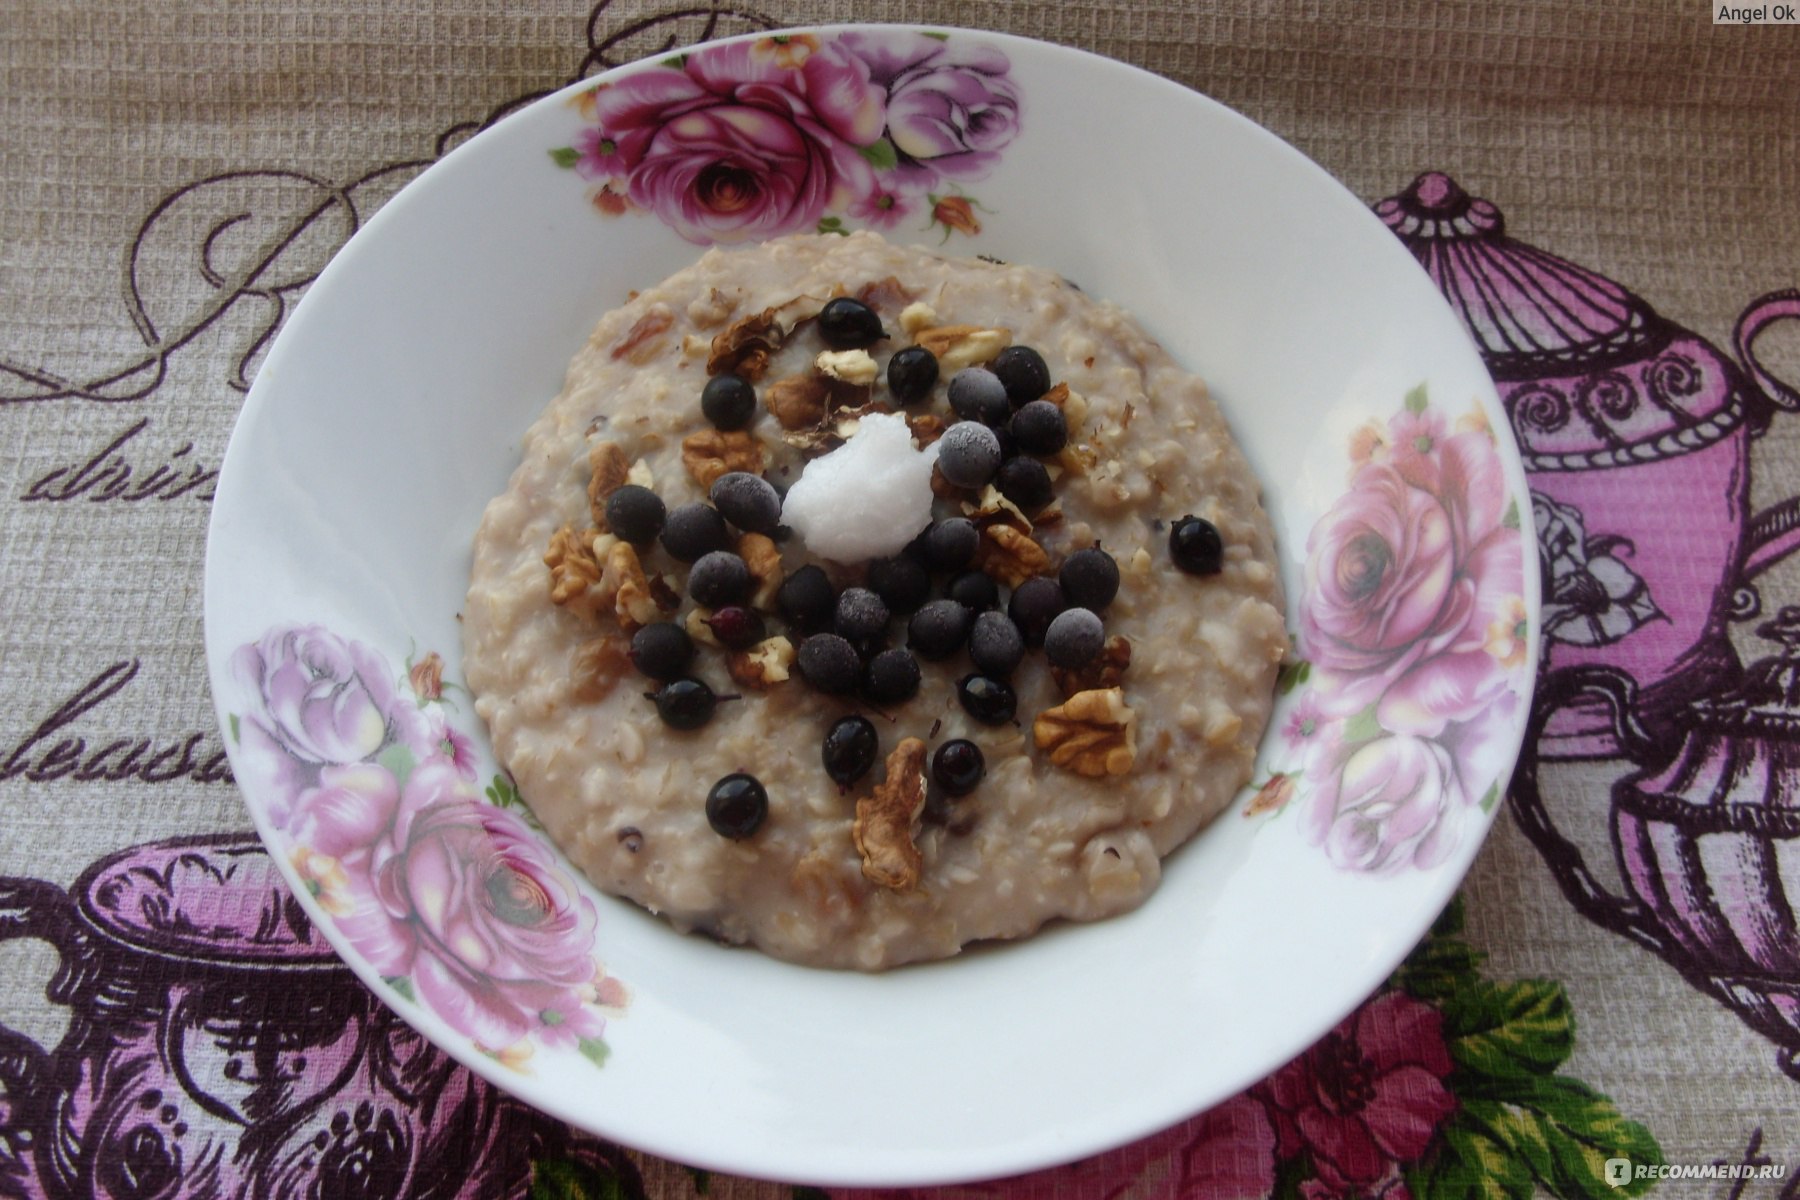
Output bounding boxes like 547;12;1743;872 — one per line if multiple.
230;625;626;1071
551;29;1021;244
1250;386;1532;873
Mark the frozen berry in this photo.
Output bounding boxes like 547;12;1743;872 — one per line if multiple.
661;502;732;562
821;715;879;787
701;373;758;430
797;634;861;694
947;367;1011;426
1170;515;1225;575
604;484;666;546
1010;400;1067;456
1044;607;1105;669
651;678;719;730
706;773;767;838
710;472;782;534
995;456;1053;511
1059;547;1120;611
957;674;1016;725
990;345;1051;406
947;570;999;611
706;605;766;650
688;550;751;608
936;421;1003;489
867;555;931;614
777;564;837;633
932;739;986;797
968;610;1025;677
1008;576;1066;646
629;622;694;680
886;345;939;405
834;587;890;643
908;598;972;660
918;518;979;573
863;648;922;705
818;297;885;349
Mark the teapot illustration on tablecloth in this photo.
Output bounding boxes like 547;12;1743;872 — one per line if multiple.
0;834;639;1199
1379;172;1800;1077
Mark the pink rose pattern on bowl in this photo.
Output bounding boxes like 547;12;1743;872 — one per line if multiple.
552;30;1020;243
230;625;627;1069
1254;386;1532;874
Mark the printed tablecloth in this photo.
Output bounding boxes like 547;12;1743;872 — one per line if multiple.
2;1;1797;1196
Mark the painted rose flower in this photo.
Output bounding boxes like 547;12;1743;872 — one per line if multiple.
581;38;883;243
839;30;1021;191
1259;992;1456;1194
555;31;1020;242
233;625;406;767
1303;733;1470;873
290;758;606;1053
1301;421;1522;736
1533;491;1662;647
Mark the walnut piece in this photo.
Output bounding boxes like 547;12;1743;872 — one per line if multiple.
545;525;603;615
610;304;675;364
571;636;633;701
852;737;929;891
1051;635;1132;697
602;541;658;632
1033;688;1137;777
763;373;830;430
682;428;767;490
856;275;915;313
687;286;738;329
708;307;785;379
976;523;1051;588
914;324;1011;370
898;300;937;335
905;412;946;446
738;531;783;609
815;348;879;386
586;441;631;528
726;636;795;690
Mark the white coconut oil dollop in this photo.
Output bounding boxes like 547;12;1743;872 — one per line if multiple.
781;413;942;562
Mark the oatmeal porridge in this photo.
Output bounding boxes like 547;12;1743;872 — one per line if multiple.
463;231;1287;970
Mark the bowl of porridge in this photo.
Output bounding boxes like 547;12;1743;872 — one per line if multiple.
205;24;1537;1187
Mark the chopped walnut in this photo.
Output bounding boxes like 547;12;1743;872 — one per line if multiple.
929;463;964;501
684;606;721;648
815;348;879;386
1034;688;1137;778
905;412;946;446
687;287;738;329
681;428;767;490
915;324;1011;370
602;541;658;632
545;524;603;615
976;523;1051;588
586;441;631;528
708;307;785;379
763;373;830;431
898;300;937;336
1039;381;1070;409
856;276;914;313
571;635;633;701
965;484;1033;532
852;737;929;891
1050;635;1132;697
726;636;795;690
610;304;675;364
737;531;783;609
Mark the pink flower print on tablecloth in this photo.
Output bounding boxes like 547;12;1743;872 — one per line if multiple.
1258;992;1457;1197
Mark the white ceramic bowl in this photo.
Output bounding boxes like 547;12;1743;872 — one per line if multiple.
205;25;1538;1187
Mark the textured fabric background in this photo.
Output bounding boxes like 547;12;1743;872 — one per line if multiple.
2;1;1797;1195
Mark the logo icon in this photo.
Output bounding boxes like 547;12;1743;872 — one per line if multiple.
1605;1158;1633;1188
